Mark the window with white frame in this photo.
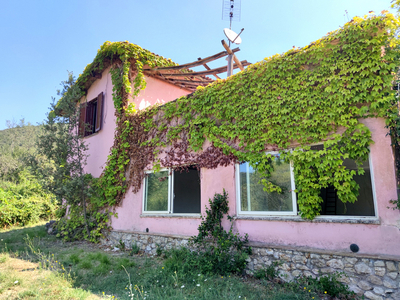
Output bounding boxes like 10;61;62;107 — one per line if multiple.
143;166;201;214
310;145;375;217
236;149;376;217
236;153;297;215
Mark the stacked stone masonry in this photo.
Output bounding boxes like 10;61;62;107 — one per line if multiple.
102;231;400;300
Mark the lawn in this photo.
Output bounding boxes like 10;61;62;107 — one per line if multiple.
0;223;351;299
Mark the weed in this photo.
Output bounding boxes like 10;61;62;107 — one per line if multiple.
100;254;111;265
156;244;163;257
0;255;7;263
254;261;281;280
287;273;355;299
80;260;93;269
117;258;136;269
118;239;126;251
130;243;140;255
70;253;80;264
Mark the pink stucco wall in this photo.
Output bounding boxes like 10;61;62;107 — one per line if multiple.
83;69;400;257
83;70;190;177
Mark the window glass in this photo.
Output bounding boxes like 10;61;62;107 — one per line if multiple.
310;145;375;216
143;166;201;214
144;171;169;211
320;158;374;216
239;156;293;212
173;166;201;213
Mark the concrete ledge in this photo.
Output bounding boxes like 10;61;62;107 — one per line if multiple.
108;229;192;240
248;242;400;261
234;215;381;225
140;214;201;219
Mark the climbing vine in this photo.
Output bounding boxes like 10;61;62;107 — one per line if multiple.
134;13;400;219
58;12;400;226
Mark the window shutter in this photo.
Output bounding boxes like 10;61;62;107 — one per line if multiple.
78;104;86;137
95;92;103;132
85;102;94;136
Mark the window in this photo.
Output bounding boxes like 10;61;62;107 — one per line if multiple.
143;166;201;214
236;153;297;215
79;92;104;137
236;149;376;217
309;145;376;217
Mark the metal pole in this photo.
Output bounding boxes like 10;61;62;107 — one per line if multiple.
227;54;233;77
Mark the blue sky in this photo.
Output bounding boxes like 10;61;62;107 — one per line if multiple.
0;0;393;130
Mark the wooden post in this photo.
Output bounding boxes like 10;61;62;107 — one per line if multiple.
221;40;244;71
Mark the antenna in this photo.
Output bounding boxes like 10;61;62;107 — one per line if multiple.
222;0;241;30
223;28;244;45
222;0;243;77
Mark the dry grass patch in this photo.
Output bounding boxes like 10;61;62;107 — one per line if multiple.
0;253;101;300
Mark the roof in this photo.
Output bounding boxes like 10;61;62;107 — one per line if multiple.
76;41;250;93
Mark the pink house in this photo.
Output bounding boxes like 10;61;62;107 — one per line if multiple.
76;14;400;298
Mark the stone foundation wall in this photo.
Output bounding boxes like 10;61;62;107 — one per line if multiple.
101;230;190;255
101;231;400;300
250;247;400;300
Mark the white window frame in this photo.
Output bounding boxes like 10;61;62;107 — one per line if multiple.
235;149;378;220
236;152;297;216
142;168;201;216
142;168;171;214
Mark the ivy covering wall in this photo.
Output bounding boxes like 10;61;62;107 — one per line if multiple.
61;12;400;221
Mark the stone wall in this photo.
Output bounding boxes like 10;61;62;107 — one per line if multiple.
101;230;190;255
250;246;400;300
101;230;400;300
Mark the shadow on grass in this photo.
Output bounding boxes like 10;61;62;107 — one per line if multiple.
0;223;104;299
0;224;340;300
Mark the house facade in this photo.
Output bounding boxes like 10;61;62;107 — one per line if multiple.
75;14;400;298
83;66;399;255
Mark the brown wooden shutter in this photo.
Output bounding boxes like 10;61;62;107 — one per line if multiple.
78;104;86;137
85;102;94;136
95;92;103;132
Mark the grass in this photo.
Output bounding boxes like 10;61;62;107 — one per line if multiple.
0;252;100;299
0;223;355;299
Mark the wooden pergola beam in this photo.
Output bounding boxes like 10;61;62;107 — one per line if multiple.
221;40;244;71
164;78;214;84
199;58;221;80
147;60;250;77
144;48;240;72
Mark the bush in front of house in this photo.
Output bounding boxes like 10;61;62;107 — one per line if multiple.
164;190;252;276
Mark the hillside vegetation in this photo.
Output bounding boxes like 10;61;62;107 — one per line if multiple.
0;120;56;227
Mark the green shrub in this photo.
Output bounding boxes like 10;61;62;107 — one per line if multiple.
164;190;251;275
288;273;355;299
0;174;57;227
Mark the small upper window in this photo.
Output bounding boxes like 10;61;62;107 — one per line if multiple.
79;92;104;137
237;153;297;215
143;166;201;214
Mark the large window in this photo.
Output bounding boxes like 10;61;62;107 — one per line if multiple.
310;145;376;217
143;166;201;214
79;92;104;137
236;150;376;217
237;153;297;215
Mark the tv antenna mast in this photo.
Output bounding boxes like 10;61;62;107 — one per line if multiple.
222;0;244;76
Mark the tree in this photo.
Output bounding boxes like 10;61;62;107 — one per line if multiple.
38;72;93;239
